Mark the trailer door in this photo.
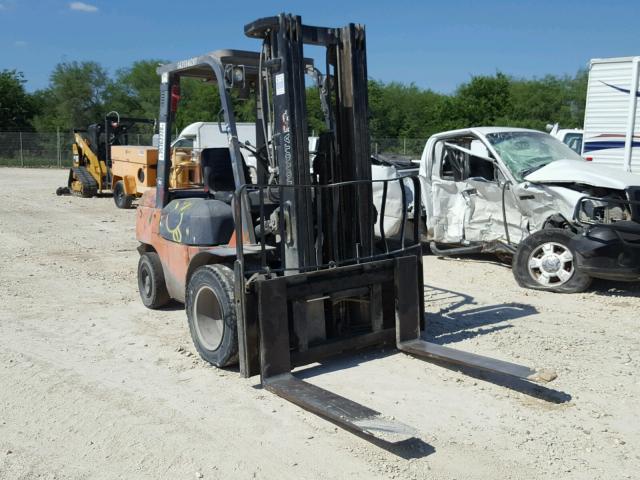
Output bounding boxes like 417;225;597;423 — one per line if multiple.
583;57;640;172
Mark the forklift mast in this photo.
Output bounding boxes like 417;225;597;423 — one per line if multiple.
245;14;374;273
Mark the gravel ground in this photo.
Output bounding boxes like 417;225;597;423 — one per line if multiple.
1;168;639;480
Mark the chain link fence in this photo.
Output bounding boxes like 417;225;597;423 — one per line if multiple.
0;131;424;168
0;131;69;168
370;138;425;158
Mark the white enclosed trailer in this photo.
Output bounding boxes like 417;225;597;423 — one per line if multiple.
583;56;640;172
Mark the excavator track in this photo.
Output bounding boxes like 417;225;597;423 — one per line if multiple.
69;166;99;197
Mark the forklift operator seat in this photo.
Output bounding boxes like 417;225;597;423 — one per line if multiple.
200;147;252;203
201;148;236;192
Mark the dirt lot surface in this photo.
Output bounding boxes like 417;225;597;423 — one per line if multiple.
1;168;639;480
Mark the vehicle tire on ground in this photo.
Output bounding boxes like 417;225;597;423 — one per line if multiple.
512;228;592;293
113;180;134;209
138;252;170;309
185;264;238;367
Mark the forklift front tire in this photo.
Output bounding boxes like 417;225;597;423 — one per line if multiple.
114;180;134;209
138;252;170;309
186;264;238;368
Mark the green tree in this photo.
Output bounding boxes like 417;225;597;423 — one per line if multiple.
172;80;256;133
173;79;221;132
0;70;37;130
305;86;327;135
107;59;166;120
449;72;512;127
34;61;110;131
25;55;590;142
368;80;447;145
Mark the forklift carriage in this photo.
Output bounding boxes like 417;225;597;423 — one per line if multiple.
136;13;556;443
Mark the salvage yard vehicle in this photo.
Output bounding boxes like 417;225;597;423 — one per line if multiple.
60;112;156;206
419;127;640;293
135;13;555;443
61;112;233;208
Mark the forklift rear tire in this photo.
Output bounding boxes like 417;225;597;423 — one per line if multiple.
186;264;238;368
114;181;134;209
512;228;592;293
138;252;170;309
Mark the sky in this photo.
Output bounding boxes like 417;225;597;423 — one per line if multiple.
1;0;639;93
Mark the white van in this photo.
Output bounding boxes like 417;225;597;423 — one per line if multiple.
583;56;640;171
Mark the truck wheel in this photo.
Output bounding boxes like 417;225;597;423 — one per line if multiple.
114;180;134;209
186;264;238;367
138;252;170;308
512;228;591;293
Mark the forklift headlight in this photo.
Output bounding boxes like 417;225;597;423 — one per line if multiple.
224;65;245;89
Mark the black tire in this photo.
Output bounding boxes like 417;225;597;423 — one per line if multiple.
185;264;238;367
512;228;592;293
138;252;170;308
113;180;134;209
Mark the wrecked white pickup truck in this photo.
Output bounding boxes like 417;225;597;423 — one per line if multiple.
415;127;640;293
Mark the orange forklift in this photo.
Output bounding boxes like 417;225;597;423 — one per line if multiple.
135;13;556;443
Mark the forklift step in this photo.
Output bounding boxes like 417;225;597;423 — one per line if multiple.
397;339;557;383
263;373;417;443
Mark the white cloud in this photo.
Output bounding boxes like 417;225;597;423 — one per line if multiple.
14;40;27;47
69;2;98;12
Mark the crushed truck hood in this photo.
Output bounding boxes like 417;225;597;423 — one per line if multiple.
525;159;640;189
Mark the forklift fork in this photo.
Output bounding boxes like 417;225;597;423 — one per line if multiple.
256;260;417;442
251;255;555;443
393;260;556;384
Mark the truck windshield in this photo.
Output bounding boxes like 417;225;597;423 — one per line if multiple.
486;131;583;181
172;138;194;148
